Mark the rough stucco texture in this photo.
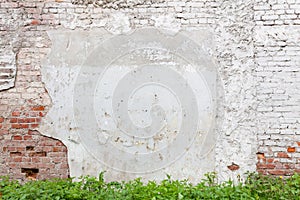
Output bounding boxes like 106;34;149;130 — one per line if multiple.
0;0;299;181
39;28;217;183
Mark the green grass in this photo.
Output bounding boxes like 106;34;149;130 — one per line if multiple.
0;172;299;199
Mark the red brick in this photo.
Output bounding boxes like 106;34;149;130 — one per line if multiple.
21;124;29;128
29;152;47;157
8;163;17;168
52;157;64;163
10;118;18;123
13;157;23;162
30;124;39;128
39;141;56;146
16;147;25;152
31;157;41;162
37;163;55;168
40;157;51;163
39;112;44;117
257;163;276;169
284;164;294;169
19;163;38;169
10;152;22;157
24;135;32;140
53;147;62;152
60;163;69;169
227;163;240;171
0;117;4;123
31;106;45;111
31;20;40;25
6;147;16;152
17;118;26;123
42;146;53;152
28;130;38;135
287;147;296;153
277;152;289;158
13;135;22;140
11;124;21;129
268;170;287;175
28;118;36;123
22;157;31;162
297;142;300;147
17;118;34;123
12;111;21;117
55;141;64;146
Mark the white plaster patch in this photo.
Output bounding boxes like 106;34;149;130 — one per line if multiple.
152;14;181;35
0;48;16;91
39;28;218;183
105;12;132;34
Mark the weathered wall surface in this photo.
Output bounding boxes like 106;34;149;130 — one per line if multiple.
39;28;218;182
254;0;300;176
0;0;299;181
0;1;69;180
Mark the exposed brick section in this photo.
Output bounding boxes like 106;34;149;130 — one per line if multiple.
1;130;69;180
0;1;69;181
8;107;45;129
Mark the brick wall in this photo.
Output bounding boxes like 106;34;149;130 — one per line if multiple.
0;1;69;180
254;0;300;176
0;0;299;180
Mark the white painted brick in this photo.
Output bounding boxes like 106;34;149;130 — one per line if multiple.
286;0;296;3
274;20;284;24
272;4;287;10
167;1;185;7
273;106;296;112
275;10;285;14
264;140;278;145
266;129;281;134
271;147;287;152
286;9;295;14
280;14;298;19
174;6;183;12
257;106;273;112
258;135;271;140
279;158;294;163
271;94;289;100
280;130;296;135
254;5;271;10
290;4;300;9
262;15;279;20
